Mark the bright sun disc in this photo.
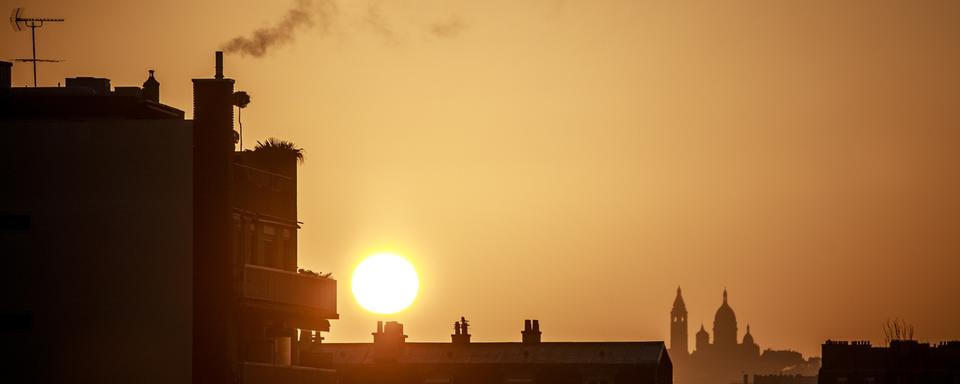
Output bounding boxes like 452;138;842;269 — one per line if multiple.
352;253;419;314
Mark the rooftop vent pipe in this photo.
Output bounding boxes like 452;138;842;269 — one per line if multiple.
215;51;224;79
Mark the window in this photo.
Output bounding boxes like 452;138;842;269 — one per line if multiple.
262;238;276;268
246;221;261;265
261;224;287;268
280;228;292;269
232;214;243;265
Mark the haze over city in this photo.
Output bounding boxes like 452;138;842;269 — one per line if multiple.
3;0;959;359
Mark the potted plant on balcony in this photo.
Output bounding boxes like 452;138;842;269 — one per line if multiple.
251;138;304;177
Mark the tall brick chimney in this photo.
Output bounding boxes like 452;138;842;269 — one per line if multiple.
192;51;237;384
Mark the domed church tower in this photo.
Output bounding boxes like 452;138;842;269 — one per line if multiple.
742;324;760;357
695;324;710;353
670;287;689;357
742;324;754;345
712;288;738;348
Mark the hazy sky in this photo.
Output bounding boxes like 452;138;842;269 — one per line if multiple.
4;0;958;357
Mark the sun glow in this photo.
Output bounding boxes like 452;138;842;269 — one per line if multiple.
351;253;419;314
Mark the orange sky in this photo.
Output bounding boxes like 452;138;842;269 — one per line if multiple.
4;0;958;357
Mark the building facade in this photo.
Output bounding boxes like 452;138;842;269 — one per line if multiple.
0;53;337;384
311;319;673;384
818;340;960;384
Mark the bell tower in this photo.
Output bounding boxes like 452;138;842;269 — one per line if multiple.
671;286;689;357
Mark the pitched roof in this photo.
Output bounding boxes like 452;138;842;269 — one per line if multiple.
315;342;667;366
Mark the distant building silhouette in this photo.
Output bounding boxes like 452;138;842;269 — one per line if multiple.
1;55;337;384
818;339;960;384
670;288;820;384
307;319;673;384
682;289;759;359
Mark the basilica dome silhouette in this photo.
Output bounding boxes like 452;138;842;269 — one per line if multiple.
714;293;737;327
712;288;738;346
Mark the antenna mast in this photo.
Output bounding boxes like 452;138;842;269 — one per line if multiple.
9;8;64;87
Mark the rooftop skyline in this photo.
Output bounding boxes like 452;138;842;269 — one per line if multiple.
3;0;959;357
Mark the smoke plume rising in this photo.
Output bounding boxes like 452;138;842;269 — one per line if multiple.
221;0;337;57
222;0;466;57
364;2;399;44
429;16;466;38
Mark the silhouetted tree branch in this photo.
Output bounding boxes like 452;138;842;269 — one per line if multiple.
882;318;915;345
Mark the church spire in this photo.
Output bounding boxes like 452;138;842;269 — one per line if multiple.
670;286;689;356
672;286;686;313
723;287;728;303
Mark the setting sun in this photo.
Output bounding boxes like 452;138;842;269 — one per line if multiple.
351;253;419;314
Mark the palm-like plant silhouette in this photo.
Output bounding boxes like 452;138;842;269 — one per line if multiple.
254;138;304;164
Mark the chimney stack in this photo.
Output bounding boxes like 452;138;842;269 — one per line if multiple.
451;317;471;344
191;51;236;384
215;51;224;79
373;321;407;362
522;319;541;344
142;69;160;103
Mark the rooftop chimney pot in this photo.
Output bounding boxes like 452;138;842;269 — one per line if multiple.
215;51;224;79
452;317;471;344
522;319;542;344
142;69;160;102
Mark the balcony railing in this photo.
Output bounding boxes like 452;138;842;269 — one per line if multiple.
242;264;337;316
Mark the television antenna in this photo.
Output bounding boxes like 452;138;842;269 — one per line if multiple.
9;8;64;87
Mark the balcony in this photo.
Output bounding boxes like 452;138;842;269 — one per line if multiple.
241;264;338;329
242;362;336;384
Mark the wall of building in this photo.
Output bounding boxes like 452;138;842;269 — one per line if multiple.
0;119;194;383
819;340;960;384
